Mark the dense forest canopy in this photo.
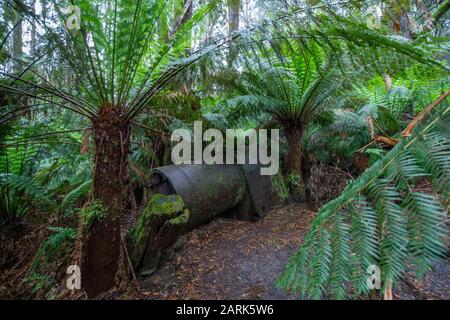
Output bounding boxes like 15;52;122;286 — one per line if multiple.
0;0;449;300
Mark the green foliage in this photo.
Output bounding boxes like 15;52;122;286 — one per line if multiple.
0;0;449;300
60;180;91;214
26;227;76;296
38;157;92;215
304;109;371;163
224;43;348;127
79;200;107;227
305;70;449;165
30;227;77;272
0;145;50;226
271;172;289;203
364;147;387;166
23;272;55;295
286;171;300;190
0;139;91;226
0;0;219;120
278;104;449;299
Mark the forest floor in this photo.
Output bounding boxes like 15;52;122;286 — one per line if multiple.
137;203;450;300
0;203;448;299
139;203;312;299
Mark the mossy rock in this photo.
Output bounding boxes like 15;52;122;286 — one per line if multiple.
127;194;189;269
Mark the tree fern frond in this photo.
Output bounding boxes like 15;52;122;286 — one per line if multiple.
278;104;450;299
0;173;47;203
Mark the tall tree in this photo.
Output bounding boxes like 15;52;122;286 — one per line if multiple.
228;0;239;65
11;0;23;74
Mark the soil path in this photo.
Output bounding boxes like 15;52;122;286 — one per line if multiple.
140;203;313;299
138;203;449;300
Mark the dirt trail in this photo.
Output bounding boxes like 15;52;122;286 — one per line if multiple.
138;203;449;300
140;203;313;299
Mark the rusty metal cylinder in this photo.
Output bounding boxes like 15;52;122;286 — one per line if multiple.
149;164;247;230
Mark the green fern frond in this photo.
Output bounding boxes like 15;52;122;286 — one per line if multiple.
30;226;77;272
278;104;450;299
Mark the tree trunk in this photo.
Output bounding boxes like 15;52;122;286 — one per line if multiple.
31;1;37;56
176;0;193;90
183;0;193;91
284;123;305;200
12;1;23;74
228;0;240;65
81;106;130;297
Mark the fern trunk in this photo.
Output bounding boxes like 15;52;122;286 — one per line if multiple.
81;106;130;297
284;123;305;200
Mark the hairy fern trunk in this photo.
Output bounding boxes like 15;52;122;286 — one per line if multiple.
81;107;130;297
284;123;305;200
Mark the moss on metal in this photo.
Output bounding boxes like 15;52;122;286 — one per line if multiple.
127;193;188;268
169;208;190;225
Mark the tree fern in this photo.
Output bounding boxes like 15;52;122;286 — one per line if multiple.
0;144;51;225
0;172;49;219
278;102;449;299
304;109;371;163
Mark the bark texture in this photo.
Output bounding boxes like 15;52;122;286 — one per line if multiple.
284;124;303;181
228;0;240;65
284;123;305;201
81;106;130;297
